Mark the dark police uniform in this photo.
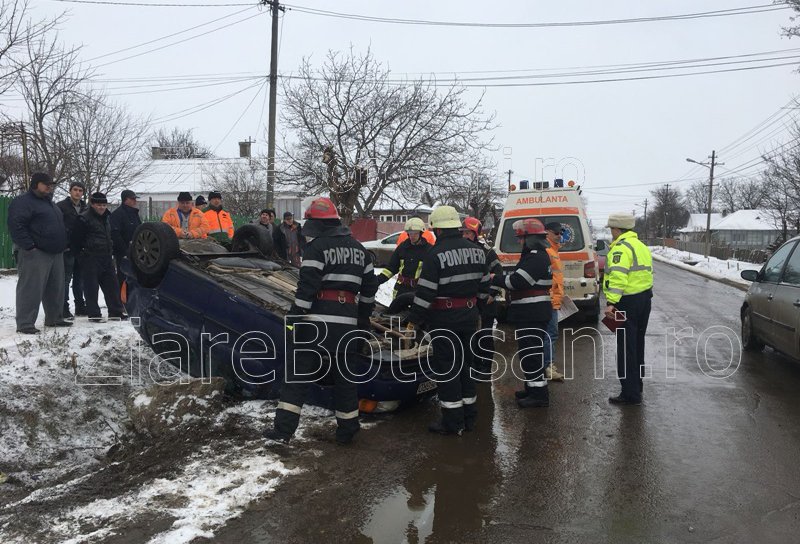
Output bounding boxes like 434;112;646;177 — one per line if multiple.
408;230;490;433
378;236;432;298
273;223;379;442
492;244;553;403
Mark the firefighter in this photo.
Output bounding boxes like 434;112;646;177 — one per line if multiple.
491;218;553;408
604;212;653;406
264;197;379;445
461;216;502;373
407;205;490;435
377;217;432;298
203;191;234;244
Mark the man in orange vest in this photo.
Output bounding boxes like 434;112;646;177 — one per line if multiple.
161;192;209;239
396;216;435;246
203;191;234;243
544;222;565;381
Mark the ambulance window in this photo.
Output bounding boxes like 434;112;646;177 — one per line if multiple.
499;216;585;253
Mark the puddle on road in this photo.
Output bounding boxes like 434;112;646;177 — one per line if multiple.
360;486;436;543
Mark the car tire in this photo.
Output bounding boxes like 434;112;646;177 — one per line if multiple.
742;307;764;352
129;222;180;288
231;224;274;256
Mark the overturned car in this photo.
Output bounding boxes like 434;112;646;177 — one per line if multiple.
122;222;437;413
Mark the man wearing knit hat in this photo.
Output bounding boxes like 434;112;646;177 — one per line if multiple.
161;192;209;239
604;212;653;406
202;190;234;243
7;172;71;333
71;192;127;322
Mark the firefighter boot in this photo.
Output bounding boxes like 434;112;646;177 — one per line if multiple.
517;385;549;408
335;426;360;445
428;420;463;436
262;428;291;443
514;389;529;399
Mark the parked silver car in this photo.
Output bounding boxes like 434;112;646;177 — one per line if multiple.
741;236;800;357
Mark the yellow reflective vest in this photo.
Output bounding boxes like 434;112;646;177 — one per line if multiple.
603;231;653;305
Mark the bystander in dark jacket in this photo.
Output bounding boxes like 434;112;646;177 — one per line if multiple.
56;181;88;317
71;192;126;321
110;189;142;281
7;172;71;333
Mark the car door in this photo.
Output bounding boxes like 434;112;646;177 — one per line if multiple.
770;242;800;359
751;241;796;347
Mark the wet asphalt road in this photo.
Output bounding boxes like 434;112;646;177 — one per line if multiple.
212;262;800;544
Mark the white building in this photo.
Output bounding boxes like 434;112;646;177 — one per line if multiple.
711;209;786;249
677;213;724;242
128;158;302;220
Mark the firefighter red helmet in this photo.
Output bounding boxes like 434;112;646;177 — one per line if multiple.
304;197;339;220
512;218;546;237
462;216;482;236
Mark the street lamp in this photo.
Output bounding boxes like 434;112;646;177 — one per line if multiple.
685;151;723;258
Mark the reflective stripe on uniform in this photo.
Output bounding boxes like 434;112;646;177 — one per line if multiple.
526;381;548;388
477;292;489;299
534;279;553;286
418;278;438;290
606;287;624;295
364;263;374;274
277;401;302;414
438;272;484;284
606;266;629;274
359;295;375;304
630;265;653;272
302;259;324;270
462;396;477;405
516;269;536;285
322;273;363;284
335;409;359;419
301;314;358;325
510;296;552;304
505;275;514;289
440;400;464;409
294;298;313;309
381;268;394;278
413;296;431;308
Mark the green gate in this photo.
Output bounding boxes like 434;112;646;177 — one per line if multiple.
0;196;13;269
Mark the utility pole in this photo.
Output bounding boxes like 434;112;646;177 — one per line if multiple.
507;169;513;191
663;183;670;244
703;150;722;259
643;198;648;240
263;0;284;209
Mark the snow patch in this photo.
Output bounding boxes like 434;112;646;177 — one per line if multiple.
649;246;762;287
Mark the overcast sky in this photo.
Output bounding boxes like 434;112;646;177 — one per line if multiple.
10;0;800;224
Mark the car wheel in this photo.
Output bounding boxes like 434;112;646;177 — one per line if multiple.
742;307;764;352
231;224;274;255
129;222;179;288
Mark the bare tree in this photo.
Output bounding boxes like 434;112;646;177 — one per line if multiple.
151;127;211;159
0;142;25;193
280;47;495;224
431;166;505;224
0;0;59;95
685;180;712;213
16;34;89;181
63;88;150;196
761;160;800;240
203;159;268;218
715;178;740;215
735;178;768;209
649;185;689;237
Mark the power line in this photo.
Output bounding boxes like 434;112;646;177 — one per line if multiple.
284;2;789;28
93;10;264;68
86;6;256;62
212;78;268;154
50;0;251;6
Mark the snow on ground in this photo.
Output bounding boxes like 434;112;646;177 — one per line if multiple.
649;246;762;287
0;273;331;544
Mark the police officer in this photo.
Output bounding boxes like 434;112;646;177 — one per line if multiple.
264;197;379;445
377;217;432;299
461;216;502;373
407;206;490;435
491;218;553;408
603;212;653;406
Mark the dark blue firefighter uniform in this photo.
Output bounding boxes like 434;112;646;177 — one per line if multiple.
408;230;491;433
272;223;379;442
492;243;553;404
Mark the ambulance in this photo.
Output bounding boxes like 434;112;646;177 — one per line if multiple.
494;179;601;321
